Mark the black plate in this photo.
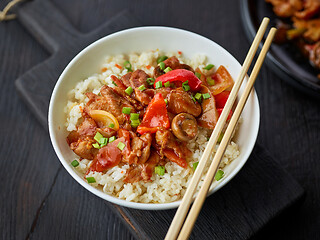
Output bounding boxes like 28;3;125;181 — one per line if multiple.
240;0;320;98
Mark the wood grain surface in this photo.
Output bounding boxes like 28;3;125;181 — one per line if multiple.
0;0;319;239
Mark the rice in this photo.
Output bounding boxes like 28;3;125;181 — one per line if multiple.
65;50;240;203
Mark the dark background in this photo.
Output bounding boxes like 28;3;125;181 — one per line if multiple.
1;0;319;239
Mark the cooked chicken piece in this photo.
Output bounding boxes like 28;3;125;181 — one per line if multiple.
266;0;303;18
197;85;219;129
123;164;143;183
141;150;160;181
293;17;320;42
155;128;185;158
66;117;99;160
98;85;136;124
167;87;202;117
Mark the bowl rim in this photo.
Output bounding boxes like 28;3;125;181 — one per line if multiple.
48;26;260;210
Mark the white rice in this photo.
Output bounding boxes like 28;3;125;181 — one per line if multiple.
65;50;240;203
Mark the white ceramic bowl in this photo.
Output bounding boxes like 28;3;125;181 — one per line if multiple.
49;26;260;210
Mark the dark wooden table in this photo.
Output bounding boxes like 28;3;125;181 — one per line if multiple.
1;0;319;239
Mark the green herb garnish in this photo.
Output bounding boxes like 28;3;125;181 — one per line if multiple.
71;160;79;167
125;86;133;95
207;76;215;86
164;67;172;73
154;166;165;176
164;81;171;88
182;80;190;91
193;162;199;171
123;61;132;72
204;64;214;70
202;93;210;99
147;78;155;85
195;93;202;101
155;81;163;89
130;113;140;120
86;177;96;183
159;62;165;70
157;56;168;64
195;72;201;79
215;170;224;181
117;141;126;151
138;85;146;91
122;107;131;115
109;136;116;143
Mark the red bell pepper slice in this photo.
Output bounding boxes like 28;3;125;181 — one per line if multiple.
215;91;232;120
154;69;202;91
137;93;170;134
209;66;234;95
163;149;188;169
214;91;230;108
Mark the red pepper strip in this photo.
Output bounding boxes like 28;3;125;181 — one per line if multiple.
87;137;125;173
217;108;232;121
163;149;188;169
210;66;234;95
137;93;170;134
214;91;230;108
215;91;232;120
154;69;202;91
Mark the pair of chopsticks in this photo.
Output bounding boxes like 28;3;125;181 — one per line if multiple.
165;17;276;240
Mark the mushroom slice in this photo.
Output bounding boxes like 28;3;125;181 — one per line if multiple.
171;113;198;141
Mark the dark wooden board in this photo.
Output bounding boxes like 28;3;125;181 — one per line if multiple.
1;0;320;239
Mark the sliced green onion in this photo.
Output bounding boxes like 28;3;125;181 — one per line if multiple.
86;177;96;183
147;77;155;85
195;93;202;101
217;132;224;144
94;132;104;143
207;76;215;86
130;113;140;120
138;85;146;91
193;162;199;171
122;107;131;114
164;99;168;105
154;166;165;175
159;62;165;70
109;123;115;128
123;61;132;72
117;141;126;150
109;136;116;143
182;80;190;91
99;137;108;145
164;67;172;73
204;64;214;70
155;81;163;89
215;170;224;181
164;81;171;88
71;160;79;167
191;95;196;103
195;72;201;79
202;93;210;99
157;56;168;64
92;143;100;149
131;119;140;128
112;81;117;86
125;86;133;95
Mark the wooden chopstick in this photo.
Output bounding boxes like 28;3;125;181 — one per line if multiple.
176;27;277;240
164;17;270;240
